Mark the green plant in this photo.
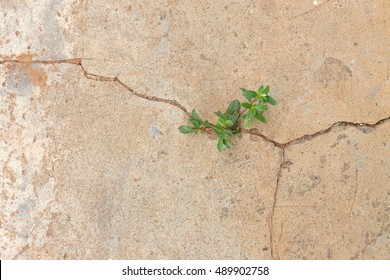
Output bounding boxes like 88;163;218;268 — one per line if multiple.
178;85;277;152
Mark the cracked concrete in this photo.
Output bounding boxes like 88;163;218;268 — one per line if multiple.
272;123;390;259
1;1;389;259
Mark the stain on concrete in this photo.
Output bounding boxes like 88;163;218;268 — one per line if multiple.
150;126;163;138
368;84;382;100
315;57;353;86
5;56;48;90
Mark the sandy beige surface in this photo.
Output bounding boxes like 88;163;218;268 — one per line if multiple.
1;0;389;259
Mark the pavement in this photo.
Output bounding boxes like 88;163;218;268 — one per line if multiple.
1;0;389;259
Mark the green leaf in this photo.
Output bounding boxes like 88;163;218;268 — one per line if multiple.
250;106;256;114
255;112;266;122
224;100;241;117
178;126;195;134
225;120;233;127
227;112;239;125
204;120;215;128
242;90;257;102
214;111;226;120
191;109;202;122
244;110;255;129
189;119;200;128
263;85;270;95
223;138;232;149
217;138;224;152
241;102;252;109
266;95;277;105
255;103;267;112
258;85;264;94
212;127;231;139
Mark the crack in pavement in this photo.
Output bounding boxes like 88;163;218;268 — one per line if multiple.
0;58;192;118
267;147;285;260
2;57;390;259
245;117;390;149
3;58;388;148
288;0;333;20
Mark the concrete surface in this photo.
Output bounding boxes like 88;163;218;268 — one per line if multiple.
1;0;389;259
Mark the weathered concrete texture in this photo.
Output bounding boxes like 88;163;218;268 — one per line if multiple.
1;63;280;259
0;0;74;59
67;0;390;143
2;0;389;142
272;124;390;259
1;0;389;259
0;62;56;259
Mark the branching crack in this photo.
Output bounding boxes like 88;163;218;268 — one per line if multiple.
2;57;388;147
2;57;389;260
246;117;390;150
267;147;285;259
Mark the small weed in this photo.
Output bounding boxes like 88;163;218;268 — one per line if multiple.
179;85;277;152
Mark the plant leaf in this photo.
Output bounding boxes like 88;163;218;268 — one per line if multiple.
214;111;226;120
266;96;277;105
224;100;240;117
189;119;200;128
178;126;195;134
191;109;202;122
250;106;256;114
227;112;239;125
217;138;224;152
225;120;233;127
241;102;252;109
212;127;231;139
223;138;232;149
204;120;216;128
244;109;255;129
255;103;267;112
242;90;257;102
255;112;266;122
263;85;270;95
258;85;264;94
226;129;233;137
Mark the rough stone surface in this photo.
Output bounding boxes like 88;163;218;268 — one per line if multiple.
1;0;389;259
272;124;390;259
0;63;280;259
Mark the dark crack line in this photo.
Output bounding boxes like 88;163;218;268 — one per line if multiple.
12;244;30;260
283;118;390;146
0;58;192;118
1;57;388;148
349;165;358;217
246;117;390;149
79;62;192;117
261;117;389;259
288;0;333;20
267;148;285;260
2;57;390;260
24;202;52;245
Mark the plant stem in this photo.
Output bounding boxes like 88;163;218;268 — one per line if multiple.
238;99;256;118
